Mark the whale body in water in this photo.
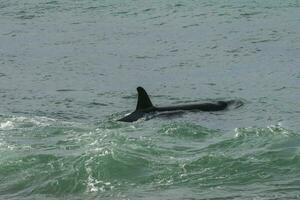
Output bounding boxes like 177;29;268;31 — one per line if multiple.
118;87;243;122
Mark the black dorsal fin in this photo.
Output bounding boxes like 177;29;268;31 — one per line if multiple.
136;87;153;110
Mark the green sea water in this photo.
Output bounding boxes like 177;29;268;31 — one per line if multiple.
1;0;300;199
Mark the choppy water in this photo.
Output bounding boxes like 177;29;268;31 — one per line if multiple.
1;0;300;199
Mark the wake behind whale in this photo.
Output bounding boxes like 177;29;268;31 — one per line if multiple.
118;87;243;122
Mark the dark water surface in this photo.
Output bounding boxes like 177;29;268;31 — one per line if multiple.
1;0;300;199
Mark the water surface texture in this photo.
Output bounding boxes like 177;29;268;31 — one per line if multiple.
1;0;300;199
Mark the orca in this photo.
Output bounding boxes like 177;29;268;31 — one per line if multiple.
118;87;243;122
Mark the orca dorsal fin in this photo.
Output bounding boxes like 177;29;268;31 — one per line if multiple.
136;87;153;110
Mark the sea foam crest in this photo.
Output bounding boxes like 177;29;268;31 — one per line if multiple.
0;120;14;130
234;123;294;138
0;116;58;130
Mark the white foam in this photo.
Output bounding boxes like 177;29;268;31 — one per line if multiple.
0;121;14;130
0;116;58;130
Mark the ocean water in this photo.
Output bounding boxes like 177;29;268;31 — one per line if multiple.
1;0;300;199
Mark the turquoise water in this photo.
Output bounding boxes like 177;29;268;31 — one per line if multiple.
1;0;300;199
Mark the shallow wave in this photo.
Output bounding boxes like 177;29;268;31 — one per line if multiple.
158;122;219;139
1;117;300;199
0;116;154;197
